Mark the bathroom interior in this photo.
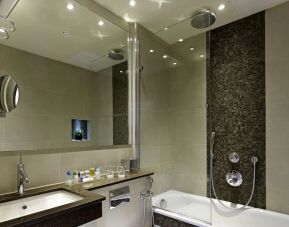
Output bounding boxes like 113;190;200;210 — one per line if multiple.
0;0;289;226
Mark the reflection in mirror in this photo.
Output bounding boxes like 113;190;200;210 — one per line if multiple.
0;0;130;151
0;75;19;116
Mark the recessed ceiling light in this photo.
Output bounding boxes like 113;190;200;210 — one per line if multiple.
218;4;225;10
66;3;74;10
189;47;195;51
163;55;168;59
149;49;154;53
123;14;135;22
178;38;183;42
0;28;5;33
129;0;136;6
98;20;104;26
120;70;124;73
173;62;177;65
200;54;205;58
164;27;168;30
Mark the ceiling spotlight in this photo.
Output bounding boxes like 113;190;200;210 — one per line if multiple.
163;55;168;59
218;4;225;10
173;62;177;65
149;49;154;53
0;28;5;33
164;27;168;30
129;0;136;6
120;70;124;73
98;20;104;26
123;14;135;22
66;3;74;10
178;38;183;42
189;47;194;51
200;54;205;58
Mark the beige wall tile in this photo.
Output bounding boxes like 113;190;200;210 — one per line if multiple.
266;1;289;214
0;156;18;193
267;185;289;215
22;154;61;189
0;118;5;144
267;104;289;146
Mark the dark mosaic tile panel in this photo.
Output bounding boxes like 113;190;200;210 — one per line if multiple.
206;12;266;209
154;213;198;227
112;61;129;145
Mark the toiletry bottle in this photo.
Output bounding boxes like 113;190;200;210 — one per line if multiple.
89;167;95;177
66;170;73;185
95;167;101;180
73;170;78;184
79;171;85;178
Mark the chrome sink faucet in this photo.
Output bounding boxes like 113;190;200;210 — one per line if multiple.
17;155;29;195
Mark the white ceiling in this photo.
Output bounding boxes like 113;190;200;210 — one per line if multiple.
0;0;288;71
94;0;289;44
0;0;128;72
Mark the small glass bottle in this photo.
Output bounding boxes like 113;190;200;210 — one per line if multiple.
95;167;101;180
73;170;78;184
89;167;95;177
66;170;73;185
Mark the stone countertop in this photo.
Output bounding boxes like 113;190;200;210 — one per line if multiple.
0;170;153;226
0;183;105;227
81;170;154;191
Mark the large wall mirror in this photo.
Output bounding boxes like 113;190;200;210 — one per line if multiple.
0;0;132;152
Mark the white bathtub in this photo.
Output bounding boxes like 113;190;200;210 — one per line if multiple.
152;190;289;227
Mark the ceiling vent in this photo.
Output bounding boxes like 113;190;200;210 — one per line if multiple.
0;0;19;19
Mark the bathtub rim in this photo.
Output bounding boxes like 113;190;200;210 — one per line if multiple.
153;207;212;227
153;190;289;227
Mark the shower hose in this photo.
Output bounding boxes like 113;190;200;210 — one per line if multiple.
210;132;258;210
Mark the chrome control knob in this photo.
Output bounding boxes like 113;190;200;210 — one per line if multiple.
226;170;243;187
229;152;240;163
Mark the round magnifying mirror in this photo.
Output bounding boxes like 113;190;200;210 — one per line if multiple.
0;75;20;114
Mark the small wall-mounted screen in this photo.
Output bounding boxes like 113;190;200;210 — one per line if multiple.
71;119;90;141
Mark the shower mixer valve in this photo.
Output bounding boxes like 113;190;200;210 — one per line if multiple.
226;155;258;187
226;170;243;187
211;132;259;209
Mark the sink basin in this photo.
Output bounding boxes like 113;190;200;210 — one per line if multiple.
0;190;83;223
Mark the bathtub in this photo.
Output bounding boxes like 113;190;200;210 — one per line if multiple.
152;190;289;227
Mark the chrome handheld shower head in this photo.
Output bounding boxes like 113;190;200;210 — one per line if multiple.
210;131;216;157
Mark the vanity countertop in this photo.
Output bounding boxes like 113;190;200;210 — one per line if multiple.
0;183;105;227
0;170;153;226
81;170;154;191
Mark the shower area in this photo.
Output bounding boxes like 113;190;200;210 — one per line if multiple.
138;9;213;226
137;3;289;227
